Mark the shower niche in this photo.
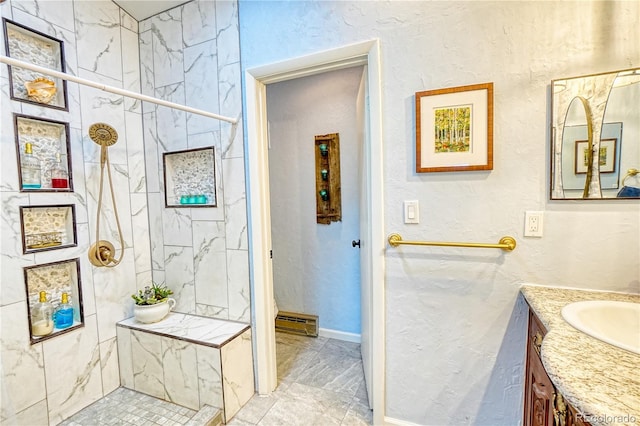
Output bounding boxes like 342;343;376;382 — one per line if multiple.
163;146;217;207
3;19;68;110
14;114;73;192
20;205;77;253
24;258;84;344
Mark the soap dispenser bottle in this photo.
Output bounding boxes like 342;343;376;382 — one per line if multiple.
54;292;74;329
31;291;54;336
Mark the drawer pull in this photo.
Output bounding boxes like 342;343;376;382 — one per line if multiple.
553;392;568;426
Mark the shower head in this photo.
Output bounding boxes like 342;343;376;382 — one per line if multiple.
89;123;118;146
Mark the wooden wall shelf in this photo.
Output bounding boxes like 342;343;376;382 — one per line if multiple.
315;133;342;225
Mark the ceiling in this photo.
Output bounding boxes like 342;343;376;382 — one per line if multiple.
112;0;189;21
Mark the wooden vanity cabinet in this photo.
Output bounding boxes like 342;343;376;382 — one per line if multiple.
523;308;590;426
567;405;590;426
524;310;555;426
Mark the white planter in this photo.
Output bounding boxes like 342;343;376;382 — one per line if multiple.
133;298;176;324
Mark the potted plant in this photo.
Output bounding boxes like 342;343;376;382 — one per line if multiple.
131;282;175;323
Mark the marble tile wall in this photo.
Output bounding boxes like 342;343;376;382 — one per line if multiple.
0;0;150;424
139;0;249;323
116;319;253;422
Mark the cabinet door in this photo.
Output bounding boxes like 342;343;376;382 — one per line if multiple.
524;341;555;426
567;404;591;426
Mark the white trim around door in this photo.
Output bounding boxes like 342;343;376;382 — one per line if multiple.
244;39;386;425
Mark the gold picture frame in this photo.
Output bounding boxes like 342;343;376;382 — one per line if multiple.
416;82;493;173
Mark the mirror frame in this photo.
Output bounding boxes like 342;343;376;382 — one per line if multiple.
550;67;640;200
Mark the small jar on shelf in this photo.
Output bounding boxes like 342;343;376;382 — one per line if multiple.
50;152;69;189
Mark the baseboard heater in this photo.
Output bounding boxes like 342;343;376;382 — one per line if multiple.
275;311;319;337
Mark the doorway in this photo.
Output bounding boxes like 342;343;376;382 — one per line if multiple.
244;40;385;424
266;66;364;342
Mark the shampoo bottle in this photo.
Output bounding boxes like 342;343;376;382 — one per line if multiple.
31;291;54;336
54;292;74;329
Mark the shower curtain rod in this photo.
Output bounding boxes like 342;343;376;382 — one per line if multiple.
0;55;238;124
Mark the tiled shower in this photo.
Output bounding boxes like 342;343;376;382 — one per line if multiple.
0;0;249;424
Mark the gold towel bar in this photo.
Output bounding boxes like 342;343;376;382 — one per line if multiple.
387;233;516;252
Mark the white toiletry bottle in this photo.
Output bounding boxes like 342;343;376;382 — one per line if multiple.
31;291;54;336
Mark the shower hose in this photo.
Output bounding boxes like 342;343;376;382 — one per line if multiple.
92;126;125;267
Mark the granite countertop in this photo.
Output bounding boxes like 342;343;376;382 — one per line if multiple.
520;285;640;426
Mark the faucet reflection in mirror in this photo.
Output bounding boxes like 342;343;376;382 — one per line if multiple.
550;68;640;199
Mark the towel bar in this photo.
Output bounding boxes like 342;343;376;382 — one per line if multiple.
387;233;516;251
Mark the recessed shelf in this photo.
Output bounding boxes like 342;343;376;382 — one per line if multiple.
3;18;68;110
24;258;84;344
163;146;217;208
14;114;73;192
20;205;77;254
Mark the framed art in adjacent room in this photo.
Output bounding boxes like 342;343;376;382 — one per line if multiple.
416;82;493;173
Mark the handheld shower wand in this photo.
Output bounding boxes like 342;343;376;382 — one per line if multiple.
87;123;125;268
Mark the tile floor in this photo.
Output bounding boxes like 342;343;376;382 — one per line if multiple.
59;331;371;426
228;332;372;426
59;387;203;426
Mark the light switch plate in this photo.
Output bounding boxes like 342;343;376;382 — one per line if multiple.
404;200;419;224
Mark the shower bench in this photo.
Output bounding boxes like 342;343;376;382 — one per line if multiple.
116;313;254;423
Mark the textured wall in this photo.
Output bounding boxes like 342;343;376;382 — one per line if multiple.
238;1;640;424
139;0;249;323
0;0;148;423
267;66;364;335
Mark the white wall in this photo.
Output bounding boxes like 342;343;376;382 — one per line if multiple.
238;1;640;424
266;66;364;334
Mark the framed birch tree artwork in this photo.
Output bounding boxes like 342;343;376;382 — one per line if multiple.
416;82;493;173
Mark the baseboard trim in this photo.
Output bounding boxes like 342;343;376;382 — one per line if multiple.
384;416;424;426
318;328;361;343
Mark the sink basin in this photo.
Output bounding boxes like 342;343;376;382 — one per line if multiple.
561;300;640;355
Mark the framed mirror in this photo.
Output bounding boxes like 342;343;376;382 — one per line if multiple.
550;68;640;199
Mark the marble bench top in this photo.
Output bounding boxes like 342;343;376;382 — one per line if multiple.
520;285;640;426
117;312;250;348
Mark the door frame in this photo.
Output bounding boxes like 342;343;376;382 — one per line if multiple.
244;39;385;423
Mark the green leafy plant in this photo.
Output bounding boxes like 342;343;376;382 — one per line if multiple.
132;282;173;305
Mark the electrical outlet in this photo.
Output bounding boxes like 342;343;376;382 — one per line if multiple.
524;211;544;237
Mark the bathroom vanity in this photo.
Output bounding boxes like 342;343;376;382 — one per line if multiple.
521;285;640;426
